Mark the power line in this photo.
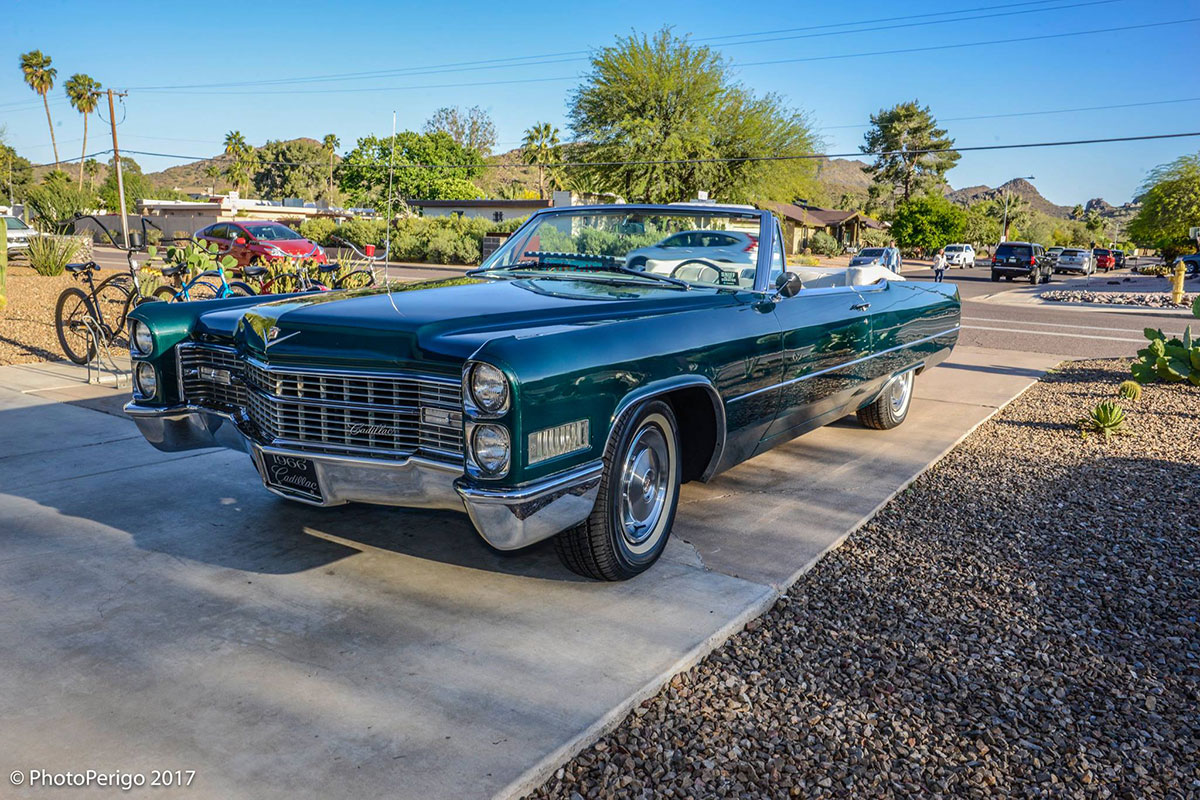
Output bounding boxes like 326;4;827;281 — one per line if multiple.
126;15;1193;98
818;96;1200;130
99;131;1200;172
125;0;1113;92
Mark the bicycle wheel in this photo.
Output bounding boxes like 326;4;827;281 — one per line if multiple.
227;281;256;297
55;287;98;364
154;285;180;302
335;270;375;290
183;280;220;301
94;274;135;347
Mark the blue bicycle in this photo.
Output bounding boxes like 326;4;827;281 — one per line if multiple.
153;257;257;302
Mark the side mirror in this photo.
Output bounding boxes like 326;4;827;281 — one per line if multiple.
234;237;246;246
775;271;803;298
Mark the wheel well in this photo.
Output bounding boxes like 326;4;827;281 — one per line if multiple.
661;386;720;484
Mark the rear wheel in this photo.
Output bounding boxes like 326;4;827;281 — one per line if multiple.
154;285;179;302
335;269;375;290
556;400;680;581
55;287;98;364
858;370;914;430
227;280;256;297
991;272;1000;282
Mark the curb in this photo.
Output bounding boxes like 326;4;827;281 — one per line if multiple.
496;357;1063;800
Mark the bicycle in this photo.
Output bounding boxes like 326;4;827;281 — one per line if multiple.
152;253;256;302
326;237;384;289
54;215;164;365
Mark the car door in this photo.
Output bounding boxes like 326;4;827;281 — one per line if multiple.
757;229;872;448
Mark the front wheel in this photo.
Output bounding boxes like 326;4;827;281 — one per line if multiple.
55;287;98;365
858;370;914;430
227;280;256;297
555;399;681;581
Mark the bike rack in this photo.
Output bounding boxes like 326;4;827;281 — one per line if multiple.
82;315;128;389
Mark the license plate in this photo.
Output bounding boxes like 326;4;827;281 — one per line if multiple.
261;453;323;502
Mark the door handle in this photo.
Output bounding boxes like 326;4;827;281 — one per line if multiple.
851;302;870;311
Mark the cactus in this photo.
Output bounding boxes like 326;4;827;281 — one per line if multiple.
1131;325;1200;386
0;217;7;314
1116;380;1142;401
1079;401;1129;440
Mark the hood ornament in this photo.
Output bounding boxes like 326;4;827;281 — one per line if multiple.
264;326;299;349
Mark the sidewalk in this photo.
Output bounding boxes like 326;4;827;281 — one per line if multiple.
0;346;1066;800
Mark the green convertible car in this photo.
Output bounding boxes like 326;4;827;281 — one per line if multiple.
125;204;960;580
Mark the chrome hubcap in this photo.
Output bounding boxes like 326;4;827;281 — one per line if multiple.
889;371;914;415
620;425;669;546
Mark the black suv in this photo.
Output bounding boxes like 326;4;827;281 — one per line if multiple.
991;241;1053;284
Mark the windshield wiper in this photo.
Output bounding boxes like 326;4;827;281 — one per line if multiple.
470;251;690;290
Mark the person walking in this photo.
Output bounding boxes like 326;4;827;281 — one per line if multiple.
933;248;948;283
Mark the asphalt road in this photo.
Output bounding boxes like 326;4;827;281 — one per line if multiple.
902;261;1194;359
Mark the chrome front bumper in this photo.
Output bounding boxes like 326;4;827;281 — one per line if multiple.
124;403;602;551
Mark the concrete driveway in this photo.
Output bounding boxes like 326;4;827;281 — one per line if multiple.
0;346;1062;799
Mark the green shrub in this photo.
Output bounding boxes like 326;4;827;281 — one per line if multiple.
1135;263;1172;277
25;172;96;233
791;255;820;267
27;235;81;276
1079;401;1129;439
810;230;841;257
299;217;339;246
337;217;387;248
1116;380;1142;401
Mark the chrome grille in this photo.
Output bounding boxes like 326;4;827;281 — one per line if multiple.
177;344;247;411
176;345;463;459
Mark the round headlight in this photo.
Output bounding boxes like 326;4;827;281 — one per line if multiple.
134;362;158;399
471;424;510;475
469;362;510;415
131;320;154;355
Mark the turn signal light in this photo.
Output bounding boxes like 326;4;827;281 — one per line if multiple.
528;420;590;465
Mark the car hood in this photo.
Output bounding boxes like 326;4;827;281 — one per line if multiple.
195;275;747;371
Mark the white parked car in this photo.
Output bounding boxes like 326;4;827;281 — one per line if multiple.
3;215;35;254
1055;248;1095;275
625;229;758;280
943;243;975;268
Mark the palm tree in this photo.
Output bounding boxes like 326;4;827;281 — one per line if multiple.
204;163;222;193
521;122;560;200
223;130;248;158
222;131;254;194
83;158;101;190
20;50;59;168
322;134;339;197
65;73;101;188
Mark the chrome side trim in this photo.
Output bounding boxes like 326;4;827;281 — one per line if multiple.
727;326;960;404
456;461;604;551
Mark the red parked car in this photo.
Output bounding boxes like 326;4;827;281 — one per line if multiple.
1092;248;1116;272
195;221;326;267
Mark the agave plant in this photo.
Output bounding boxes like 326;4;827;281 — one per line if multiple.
1079;401;1129;440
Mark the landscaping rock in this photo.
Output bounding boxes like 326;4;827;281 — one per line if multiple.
1042;289;1198;308
528;359;1200;799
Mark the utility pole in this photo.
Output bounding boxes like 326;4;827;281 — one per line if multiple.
107;89;129;246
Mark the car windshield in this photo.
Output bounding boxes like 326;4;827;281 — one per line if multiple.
1063;249;1085;256
1094;249;1110;255
242;223;304;241
479;208;762;289
996;244;1032;259
945;245;963;253
857;248;885;258
3;216;31;230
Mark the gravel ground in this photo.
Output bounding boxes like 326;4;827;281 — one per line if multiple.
1042;290;1198;309
530;359;1200;800
0;265;74;365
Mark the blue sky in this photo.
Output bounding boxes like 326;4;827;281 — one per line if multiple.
2;0;1197;205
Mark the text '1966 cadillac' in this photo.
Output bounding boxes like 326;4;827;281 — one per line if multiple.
125;204;960;580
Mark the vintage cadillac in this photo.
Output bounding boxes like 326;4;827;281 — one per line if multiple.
125;205;960;580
